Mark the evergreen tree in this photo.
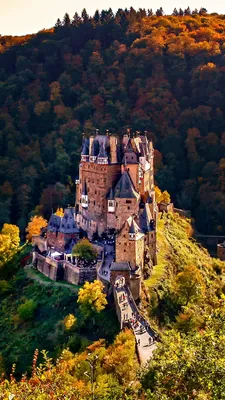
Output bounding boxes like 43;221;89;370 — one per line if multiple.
81;8;89;24
93;10;100;24
72;12;81;26
184;7;191;15
54;18;62;31
156;7;164;16
63;13;71;26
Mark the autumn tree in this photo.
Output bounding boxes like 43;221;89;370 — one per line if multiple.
55;207;64;217
155;186;171;204
26;216;47;241
1;224;19;251
173;265;205;306
72;238;98;262
63;314;77;330
78;280;107;319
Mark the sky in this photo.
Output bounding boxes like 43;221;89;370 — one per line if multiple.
0;0;224;36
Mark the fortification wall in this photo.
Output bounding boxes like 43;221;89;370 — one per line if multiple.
63;261;97;285
129;272;141;300
35;253;58;281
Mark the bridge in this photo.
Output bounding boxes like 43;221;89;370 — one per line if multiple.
97;242;157;364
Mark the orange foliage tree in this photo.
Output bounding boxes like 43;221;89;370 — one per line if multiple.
26;216;48;241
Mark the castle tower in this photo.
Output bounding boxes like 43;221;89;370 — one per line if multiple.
115;216;145;270
113;170;140;230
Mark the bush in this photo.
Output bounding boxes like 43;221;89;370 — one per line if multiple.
18;299;37;321
0;280;11;295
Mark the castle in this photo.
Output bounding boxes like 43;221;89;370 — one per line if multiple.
32;132;157;299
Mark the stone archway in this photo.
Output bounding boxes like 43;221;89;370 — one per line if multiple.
114;275;125;288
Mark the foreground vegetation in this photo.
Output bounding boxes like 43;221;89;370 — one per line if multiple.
1;213;225;398
0;263;119;377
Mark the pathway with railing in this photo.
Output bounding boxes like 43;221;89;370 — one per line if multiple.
114;282;157;364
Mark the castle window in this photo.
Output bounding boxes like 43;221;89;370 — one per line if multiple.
126;200;131;204
124;249;126;252
94;201;95;205
128;206;130;210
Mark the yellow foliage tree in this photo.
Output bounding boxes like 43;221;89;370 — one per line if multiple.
155;185;171;204
174;265;205;306
63;314;77;330
55;207;64;217
0;233;12;269
26;215;48;241
1;224;20;251
78;280;107;319
0;224;20;269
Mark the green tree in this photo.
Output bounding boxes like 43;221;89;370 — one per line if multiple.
72;238;98;262
18;299;37;321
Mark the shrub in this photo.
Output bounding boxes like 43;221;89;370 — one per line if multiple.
0;280;11;295
18;299;37;321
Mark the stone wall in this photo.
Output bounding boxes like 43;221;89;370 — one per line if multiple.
115;198;139;231
46;231;79;251
110;269;130;287
63;261;97;285
116;224;145;270
32;235;47;252
129;272;141;300
35;253;58;281
77;162;121;230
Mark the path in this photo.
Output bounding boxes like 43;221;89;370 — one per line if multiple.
114;282;157;364
98;243;114;282
24;265;79;293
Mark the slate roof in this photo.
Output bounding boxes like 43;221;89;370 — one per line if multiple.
47;214;61;232
90;140;100;156
98;142;108;158
61;208;80;234
110;261;130;271
127;215;140;234
107;188;114;200
114;170;139;199
81;138;89;156
47;208;79;234
139;204;153;233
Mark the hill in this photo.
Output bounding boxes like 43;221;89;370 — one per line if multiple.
1;10;225;235
1;212;225;398
0;256;119;377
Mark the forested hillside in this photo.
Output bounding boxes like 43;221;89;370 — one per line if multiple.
1;9;225;234
1;212;225;399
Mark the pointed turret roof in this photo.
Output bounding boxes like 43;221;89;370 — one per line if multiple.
139;203;153;232
90;140;99;156
127;215;141;234
114;170;139;199
81;139;89;156
107;188;114;200
98;142;108;158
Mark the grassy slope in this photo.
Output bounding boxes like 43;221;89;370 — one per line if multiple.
145;212;213;289
0;263;119;376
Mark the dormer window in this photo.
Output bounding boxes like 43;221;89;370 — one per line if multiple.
81;154;89;162
129;233;135;240
108;199;115;213
90;156;97;163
